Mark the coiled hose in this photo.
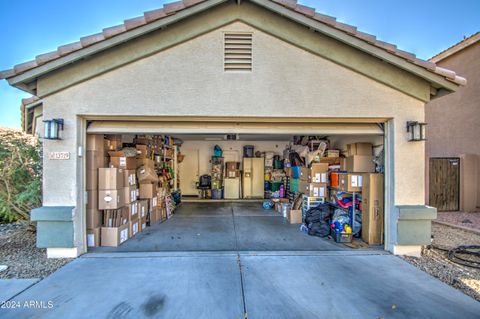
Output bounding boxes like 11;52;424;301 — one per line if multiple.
431;245;480;269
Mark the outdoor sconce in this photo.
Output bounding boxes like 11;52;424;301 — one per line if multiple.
43;118;64;140
406;121;427;142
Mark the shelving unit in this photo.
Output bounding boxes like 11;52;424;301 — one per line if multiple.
328;187;361;230
301;195;326;214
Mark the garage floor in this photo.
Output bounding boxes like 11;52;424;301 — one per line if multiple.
90;202;366;252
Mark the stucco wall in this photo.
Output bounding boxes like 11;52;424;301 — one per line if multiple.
40;20;427;254
426;42;480;210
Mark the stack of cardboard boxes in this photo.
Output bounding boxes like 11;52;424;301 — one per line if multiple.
289;163;329;199
337;143;375;193
86;135;108;248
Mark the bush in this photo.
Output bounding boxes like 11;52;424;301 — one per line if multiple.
0;128;42;223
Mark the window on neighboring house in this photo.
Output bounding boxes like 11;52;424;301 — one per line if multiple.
224;32;252;72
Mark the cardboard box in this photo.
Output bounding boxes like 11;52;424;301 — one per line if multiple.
87;228;101;247
285;167;292;177
338;173;363;192
103;207;129;227
139;183;157;199
362;173;384;245
123;185;138;204
346;155;375;173
98;168;124;190
124;170;136;186
136;144;150;158
137;166;158;184
319;157;341;165
298;181;328;197
326;150;340;158
226;170;240;178
347;143;373;156
136;158;155;169
340;157;347;171
86;169;98;191
129;218;140;237
288;209;302;224
137;199;148;219
86;135;105;152
292;166;310;181
86;209;102;229
148;197;158;213
127;201;139;221
101;224;129;247
150;207;160;223
160;207;167;220
105;134;122;151
225;162;238;171
98;189;125;210
309;163;329;183
139;216;147;232
87;190;98;210
86;150;106;170
109;151;137;170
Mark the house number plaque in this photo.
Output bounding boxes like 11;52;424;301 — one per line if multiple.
48;152;70;160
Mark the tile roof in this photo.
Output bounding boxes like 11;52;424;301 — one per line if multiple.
0;0;467;86
430;31;480;63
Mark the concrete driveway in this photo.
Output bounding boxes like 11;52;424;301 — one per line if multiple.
1;251;479;318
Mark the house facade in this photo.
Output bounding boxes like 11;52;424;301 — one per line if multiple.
426;32;479;212
1;0;466;258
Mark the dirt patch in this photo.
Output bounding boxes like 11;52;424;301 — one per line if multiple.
0;222;72;279
436;211;480;232
401;223;480;301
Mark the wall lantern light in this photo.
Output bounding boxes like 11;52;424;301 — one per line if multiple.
43;119;64;140
406;121;427;142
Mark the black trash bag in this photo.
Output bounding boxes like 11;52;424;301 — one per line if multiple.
305;204;331;238
289;151;305;167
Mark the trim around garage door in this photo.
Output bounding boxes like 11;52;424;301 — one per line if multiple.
86;118;385;135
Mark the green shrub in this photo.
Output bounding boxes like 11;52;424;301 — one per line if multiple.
0;128;42;223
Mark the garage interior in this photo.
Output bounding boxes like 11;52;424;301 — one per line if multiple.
85;121;386;252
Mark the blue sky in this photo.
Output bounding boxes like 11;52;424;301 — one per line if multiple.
0;0;479;128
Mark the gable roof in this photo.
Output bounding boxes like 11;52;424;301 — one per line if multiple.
0;0;466;94
430;31;480;63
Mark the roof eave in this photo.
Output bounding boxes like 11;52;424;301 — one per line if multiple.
249;0;460;93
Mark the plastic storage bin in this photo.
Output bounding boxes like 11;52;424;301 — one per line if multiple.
212;188;223;199
243;145;254;158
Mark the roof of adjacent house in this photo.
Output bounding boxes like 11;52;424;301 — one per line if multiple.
0;0;467;88
430;32;480;63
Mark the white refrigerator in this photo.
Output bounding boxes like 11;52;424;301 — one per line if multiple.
242;158;264;199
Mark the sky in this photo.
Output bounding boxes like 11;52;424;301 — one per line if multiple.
0;0;479;129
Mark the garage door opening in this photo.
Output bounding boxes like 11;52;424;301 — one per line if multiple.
85;124;386;253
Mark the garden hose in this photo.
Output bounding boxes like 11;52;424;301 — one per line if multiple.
431;245;480;269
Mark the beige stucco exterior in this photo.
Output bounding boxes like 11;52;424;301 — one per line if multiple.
426;41;480;211
33;2;434;256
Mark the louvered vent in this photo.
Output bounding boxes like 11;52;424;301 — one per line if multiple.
224;33;252;72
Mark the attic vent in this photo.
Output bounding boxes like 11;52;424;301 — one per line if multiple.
224;32;252;72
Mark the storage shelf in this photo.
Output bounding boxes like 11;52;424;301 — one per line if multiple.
328;186;362;194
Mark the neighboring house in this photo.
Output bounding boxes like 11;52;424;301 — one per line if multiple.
0;0;466;258
426;32;480;212
21;96;43;136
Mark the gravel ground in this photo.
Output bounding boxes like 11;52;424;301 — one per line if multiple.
436;211;480;231
0;222;72;279
402;223;480;301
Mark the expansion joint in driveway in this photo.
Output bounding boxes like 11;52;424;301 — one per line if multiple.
231;204;249;319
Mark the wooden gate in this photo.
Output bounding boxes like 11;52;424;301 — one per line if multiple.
429;158;460;211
